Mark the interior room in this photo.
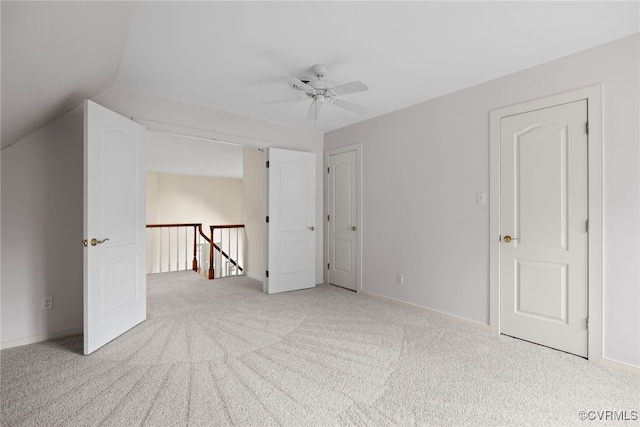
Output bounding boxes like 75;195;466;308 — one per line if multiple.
1;2;639;425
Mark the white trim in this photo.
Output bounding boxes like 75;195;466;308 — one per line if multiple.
361;290;491;332
133;118;273;149
600;358;640;376
489;84;603;363
324;143;363;292
1;327;83;350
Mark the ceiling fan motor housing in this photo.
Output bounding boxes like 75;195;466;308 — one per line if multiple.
311;64;329;79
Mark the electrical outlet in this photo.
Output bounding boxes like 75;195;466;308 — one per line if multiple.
397;274;404;285
42;296;53;310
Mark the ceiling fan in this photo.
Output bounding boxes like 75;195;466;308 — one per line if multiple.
264;64;369;124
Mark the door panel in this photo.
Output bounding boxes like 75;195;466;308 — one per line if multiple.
500;100;588;357
266;148;316;294
84;100;146;355
328;150;357;290
517;124;569;250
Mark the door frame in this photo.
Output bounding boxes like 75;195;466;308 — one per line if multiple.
489;85;603;362
324;143;362;292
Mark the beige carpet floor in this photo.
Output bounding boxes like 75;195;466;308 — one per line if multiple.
1;271;638;426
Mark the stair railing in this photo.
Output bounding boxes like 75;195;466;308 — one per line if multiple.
146;223;206;274
196;224;215;279
146;223;245;280
209;224;245;278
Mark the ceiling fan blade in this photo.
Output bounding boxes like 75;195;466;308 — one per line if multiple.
333;99;368;115
306;100;323;121
263;96;306;105
330;81;368;96
289;77;316;93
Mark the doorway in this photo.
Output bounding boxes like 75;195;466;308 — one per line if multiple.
489;85;603;361
85;108;318;354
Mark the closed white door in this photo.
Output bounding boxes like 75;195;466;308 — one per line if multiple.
500;100;588;357
328;150;357;291
266;148;316;294
84;100;146;355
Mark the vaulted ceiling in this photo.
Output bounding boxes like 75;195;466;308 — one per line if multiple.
2;1;639;149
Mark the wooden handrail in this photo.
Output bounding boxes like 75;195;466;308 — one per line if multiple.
146;223;201;228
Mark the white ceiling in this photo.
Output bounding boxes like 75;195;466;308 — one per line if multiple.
2;1;639;150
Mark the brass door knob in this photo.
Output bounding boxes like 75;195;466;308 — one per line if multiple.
308;226;315;231
503;235;518;243
351;226;357;231
91;238;110;246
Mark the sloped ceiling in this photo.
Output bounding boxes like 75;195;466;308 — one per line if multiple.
2;1;639;149
1;1;134;148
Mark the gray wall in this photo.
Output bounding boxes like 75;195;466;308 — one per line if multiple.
324;34;640;367
1;107;84;343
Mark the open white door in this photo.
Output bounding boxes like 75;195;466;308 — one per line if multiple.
83;100;146;355
266;148;316;294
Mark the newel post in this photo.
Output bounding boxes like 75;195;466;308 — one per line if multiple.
208;226;215;279
192;225;198;272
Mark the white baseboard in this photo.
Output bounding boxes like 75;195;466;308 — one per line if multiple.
247;272;264;282
360;290;638;376
601;357;640;376
1;327;83;350
359;289;491;332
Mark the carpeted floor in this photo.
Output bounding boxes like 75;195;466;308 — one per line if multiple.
1;271;638;426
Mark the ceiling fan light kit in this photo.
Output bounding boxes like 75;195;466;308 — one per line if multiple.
266;64;369;125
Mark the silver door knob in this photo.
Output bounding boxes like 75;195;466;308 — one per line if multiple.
308;226;315;231
351;226;357;231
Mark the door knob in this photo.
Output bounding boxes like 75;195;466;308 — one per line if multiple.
308;226;315;231
351;226;357;231
503;235;518;243
91;238;110;246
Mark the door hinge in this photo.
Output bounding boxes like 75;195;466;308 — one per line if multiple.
266;270;269;278
327;263;330;270
586;316;589;329
586;219;589;233
327;167;330;174
586;122;589;134
266;216;269;223
266;161;270;168
327;214;330;221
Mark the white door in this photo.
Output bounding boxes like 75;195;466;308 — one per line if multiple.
500;100;588;357
83;100;146;355
328;150;357;291
266;148;316;294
